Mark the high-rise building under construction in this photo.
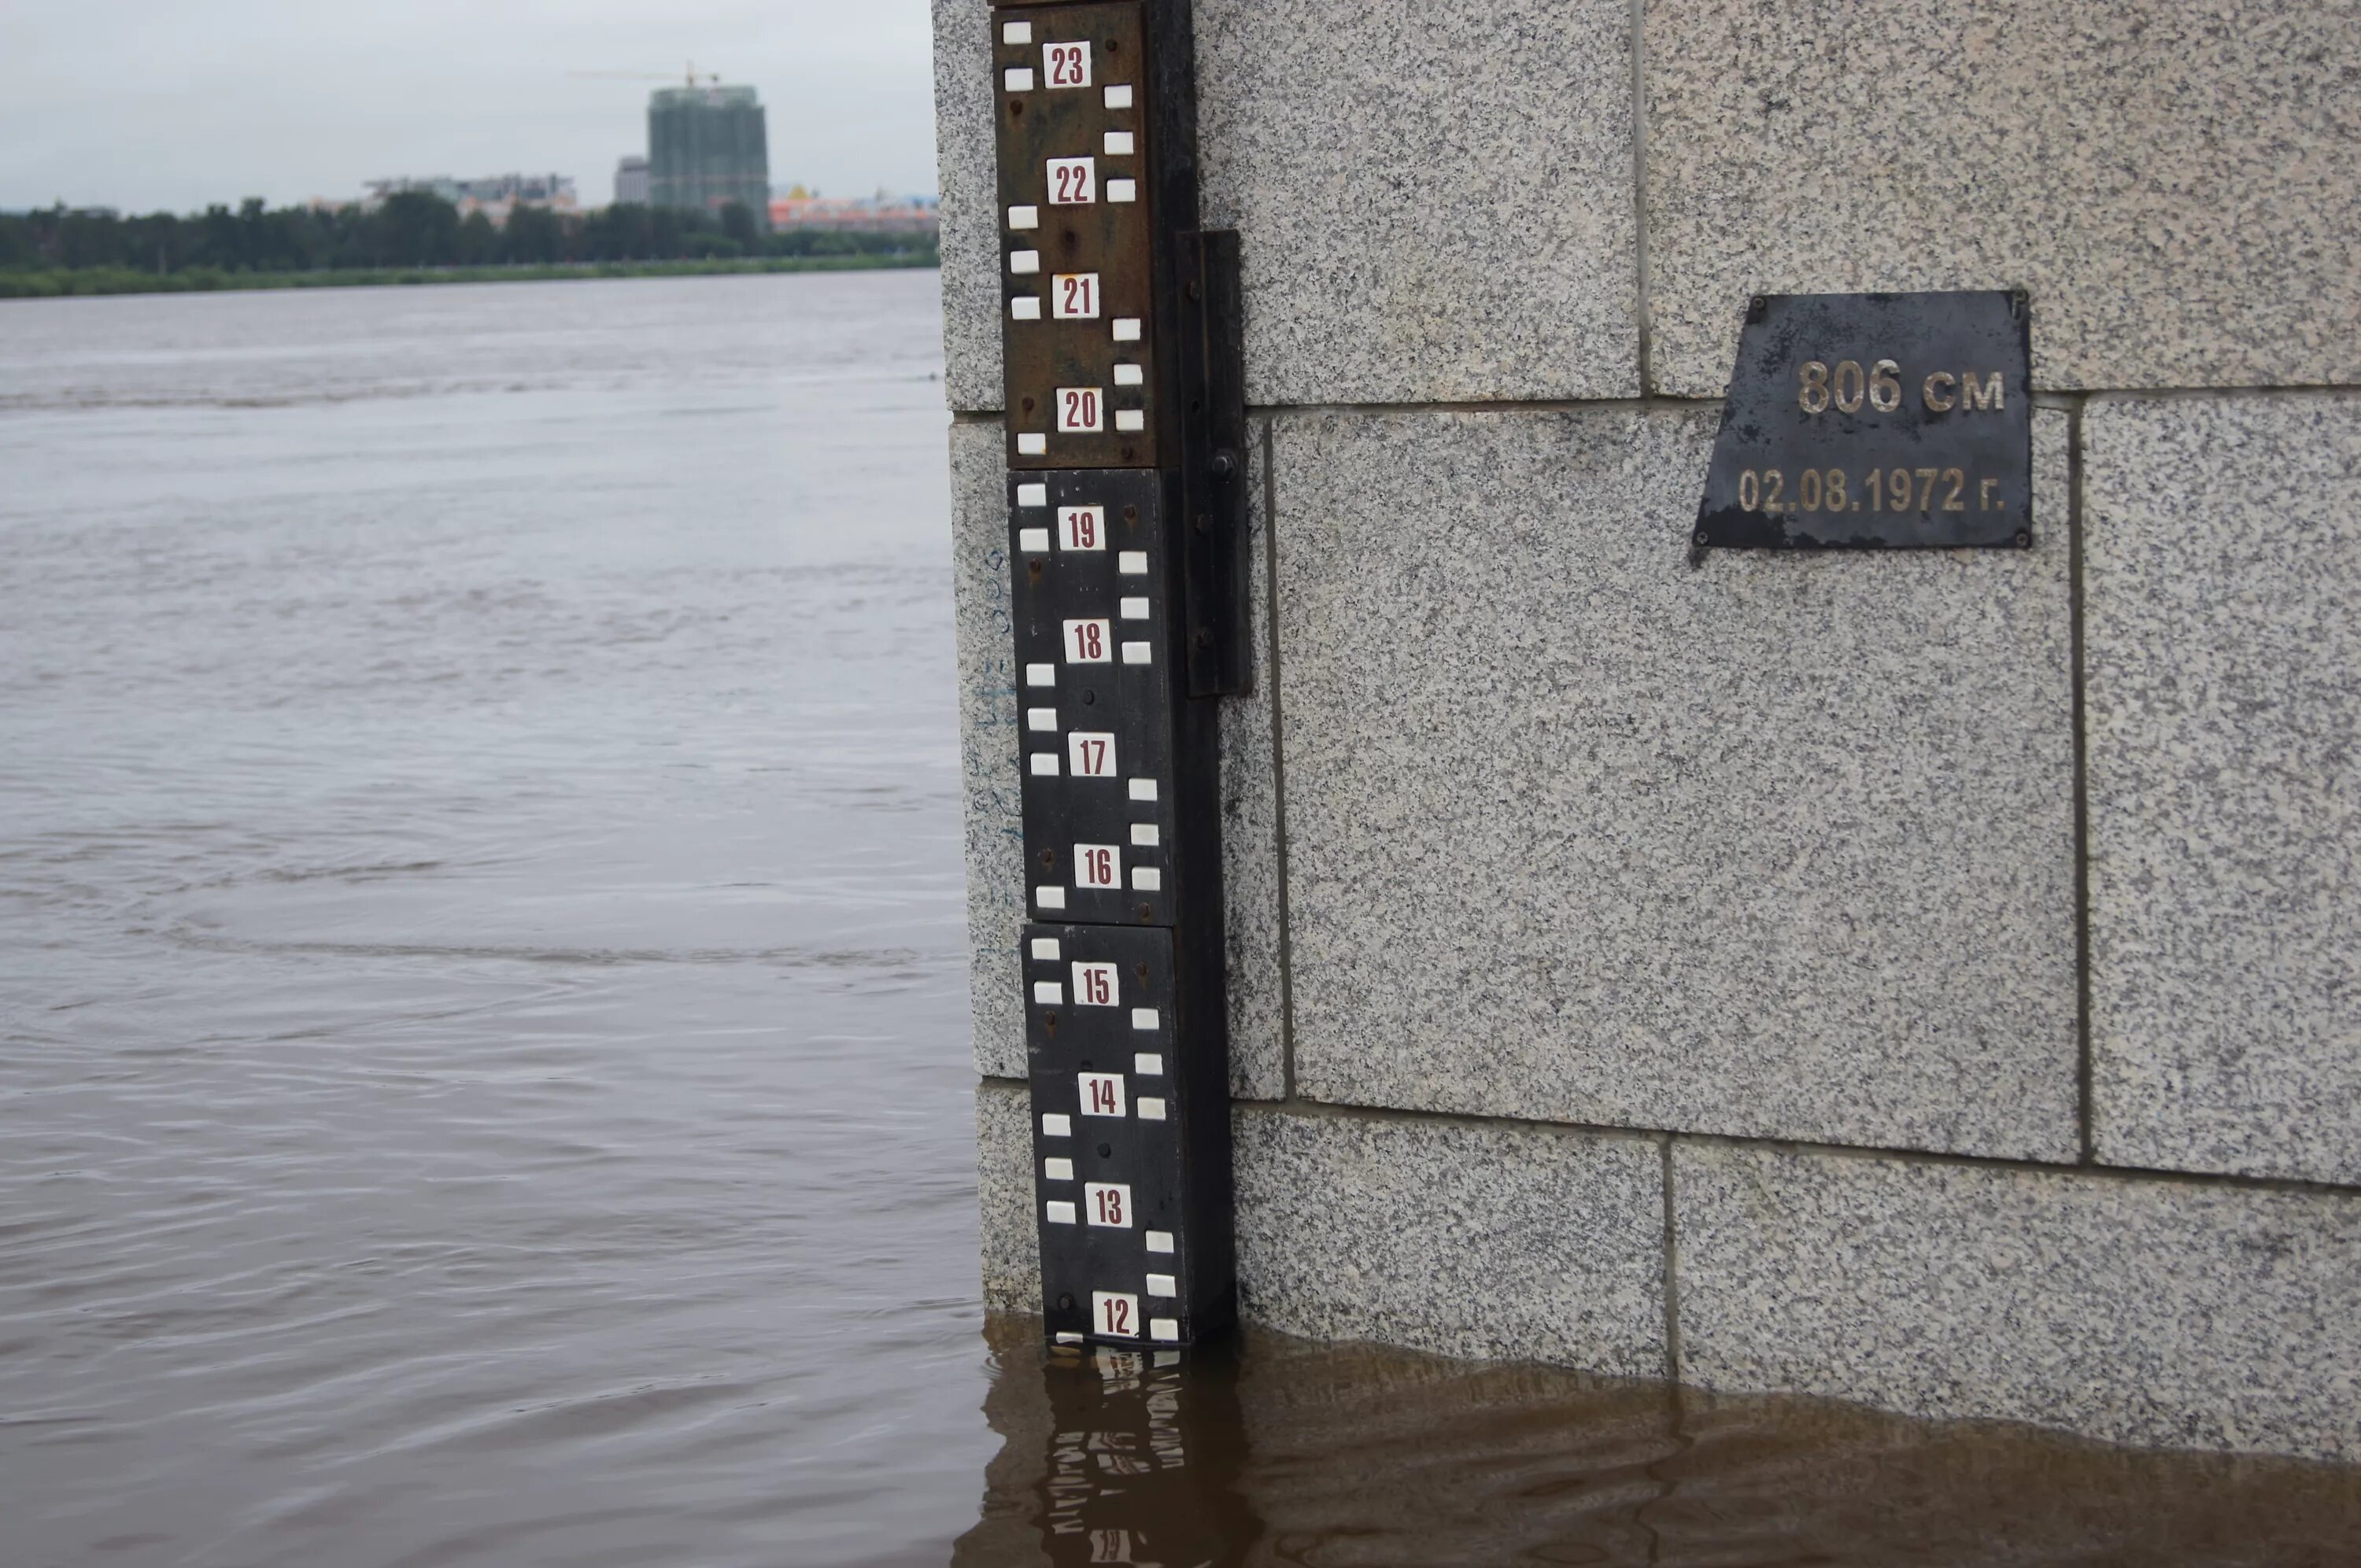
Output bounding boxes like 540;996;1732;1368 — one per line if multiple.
648;84;770;227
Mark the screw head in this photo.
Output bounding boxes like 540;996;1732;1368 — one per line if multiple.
1693;528;1711;547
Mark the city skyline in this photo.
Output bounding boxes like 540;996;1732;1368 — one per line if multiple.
0;0;938;214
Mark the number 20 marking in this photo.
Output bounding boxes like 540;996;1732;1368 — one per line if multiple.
1057;387;1103;434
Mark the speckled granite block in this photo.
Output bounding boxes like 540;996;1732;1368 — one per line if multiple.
1644;1;2361;396
1675;1142;2361;1462
950;420;1026;1079
930;0;1002;411
2084;397;2361;1186
950;421;1288;1095
1198;0;1639;405
1272;407;2077;1159
1235;1109;1666;1374
976;1079;1040;1313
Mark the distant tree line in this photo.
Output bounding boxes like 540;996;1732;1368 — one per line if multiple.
0;194;934;277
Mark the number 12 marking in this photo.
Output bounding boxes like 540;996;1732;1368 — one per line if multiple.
1092;1290;1140;1338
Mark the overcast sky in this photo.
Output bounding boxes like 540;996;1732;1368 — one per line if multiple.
0;0;940;214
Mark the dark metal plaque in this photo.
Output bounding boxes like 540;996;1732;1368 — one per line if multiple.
1009;468;1175;928
1694;290;2033;550
1025;922;1211;1347
995;1;1158;470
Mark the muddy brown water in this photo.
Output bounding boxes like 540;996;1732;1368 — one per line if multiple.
3;275;2355;1566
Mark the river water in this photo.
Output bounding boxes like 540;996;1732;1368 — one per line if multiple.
3;274;2355;1567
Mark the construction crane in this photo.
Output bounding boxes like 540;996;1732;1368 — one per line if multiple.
567;64;723;87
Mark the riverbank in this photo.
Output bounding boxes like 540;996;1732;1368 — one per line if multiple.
0;252;938;300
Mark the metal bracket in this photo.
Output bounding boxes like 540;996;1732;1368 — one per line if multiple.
1178;229;1249;698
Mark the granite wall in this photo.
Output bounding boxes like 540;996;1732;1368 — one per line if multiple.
936;0;2361;1463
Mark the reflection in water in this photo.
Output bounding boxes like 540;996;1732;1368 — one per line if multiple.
958;1317;2361;1566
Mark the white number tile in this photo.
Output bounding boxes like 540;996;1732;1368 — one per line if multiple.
1084;1182;1132;1228
1120;642;1152;665
1051;272;1100;320
1138;1097;1167;1120
1130;867;1162;893
1025;662;1056;687
1064;619;1112;663
1104;131;1135;156
1029;937;1062;961
1074;843;1121;889
1078;1071;1127;1118
1046;1200;1077;1224
1026;707;1058;732
1055;388;1103;435
1145;1230;1174;1254
1114;411;1145;433
1127;778;1158;802
1010;249;1040;275
1129;823;1160;847
1044;1157;1073;1181
1113;363;1144;387
1118;551;1149;574
1018;434;1047;456
1107;180;1138;204
1029;753;1059;777
1130;1007;1160;1031
1104;84;1133;109
1043;42;1092;88
1018;527;1050;553
1042;1112;1072;1138
1008;205;1040;230
1070;961;1120;1006
1133;1053;1163;1075
1151;1318;1180;1343
1093;1290;1142;1339
1046;157;1096;205
1119;597;1150;620
1017;482;1048;507
1066;731;1117;777
1011;297;1041;320
1002;20;1032;44
1004;68;1035;92
1146;1273;1177;1297
1032;981;1063;1005
1036;885;1067;910
1060;504;1106;551
1112;318;1142;341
